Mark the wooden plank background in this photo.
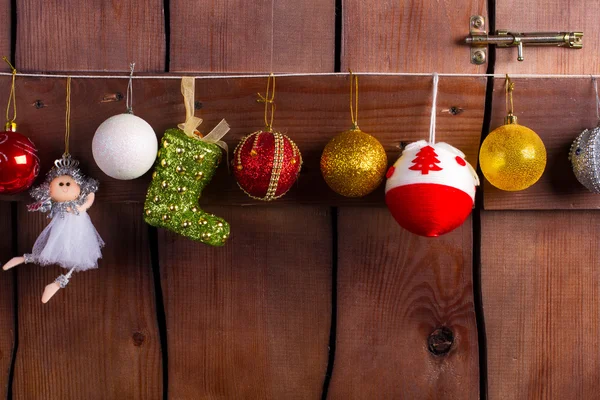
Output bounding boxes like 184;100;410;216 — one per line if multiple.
0;202;14;400
166;0;336;398
482;1;600;399
329;1;486;398
481;211;600;399
0;3;14;400
16;0;166;72
495;0;598;74
328;209;478;399
342;0;487;73
10;1;164;399
4;0;600;399
169;0;335;72
159;206;331;399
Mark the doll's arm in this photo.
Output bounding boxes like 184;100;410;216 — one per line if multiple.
77;193;95;212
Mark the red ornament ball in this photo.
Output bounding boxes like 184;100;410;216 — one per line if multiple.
0;129;40;194
385;141;479;237
233;130;302;200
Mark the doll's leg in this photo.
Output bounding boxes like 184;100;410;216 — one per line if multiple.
41;268;75;303
2;255;27;271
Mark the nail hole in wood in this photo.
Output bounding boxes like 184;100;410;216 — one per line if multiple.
447;106;464;115
33;100;45;109
427;326;454;356
194;101;203;110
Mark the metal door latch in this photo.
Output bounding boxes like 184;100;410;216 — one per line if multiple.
465;15;583;65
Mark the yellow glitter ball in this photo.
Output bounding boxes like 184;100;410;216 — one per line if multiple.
479;123;546;191
320;128;387;197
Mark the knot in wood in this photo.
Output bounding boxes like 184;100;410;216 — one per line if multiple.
132;331;146;347
427;326;454;356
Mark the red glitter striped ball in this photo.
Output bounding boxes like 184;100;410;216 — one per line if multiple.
233;131;302;201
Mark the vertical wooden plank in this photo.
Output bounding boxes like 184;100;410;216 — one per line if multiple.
481;211;600;399
334;0;484;391
169;0;335;72
495;0;597;74
0;1;10;72
14;204;161;400
0;202;15;400
342;0;487;72
16;0;166;72
0;3;15;398
13;2;164;399
328;208;478;399
160;206;331;399
166;1;335;397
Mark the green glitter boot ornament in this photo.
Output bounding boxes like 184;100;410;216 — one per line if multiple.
143;77;230;246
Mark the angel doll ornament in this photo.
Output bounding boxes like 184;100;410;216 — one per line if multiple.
3;154;104;303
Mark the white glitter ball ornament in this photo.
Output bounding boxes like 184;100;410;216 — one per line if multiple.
92;113;158;180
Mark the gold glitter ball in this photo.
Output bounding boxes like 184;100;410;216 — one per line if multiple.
161;159;168;167
320;128;387;197
479;122;546;191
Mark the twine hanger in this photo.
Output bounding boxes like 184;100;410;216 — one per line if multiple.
126;62;135;114
2;57;16;131
64;77;72;156
349;69;359;130
429;73;439;144
257;73;276;132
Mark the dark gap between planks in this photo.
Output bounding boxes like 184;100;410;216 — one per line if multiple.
7;2;18;397
148;226;169;400
7;202;18;400
334;0;342;72
163;0;171;73
473;1;497;399
321;207;338;400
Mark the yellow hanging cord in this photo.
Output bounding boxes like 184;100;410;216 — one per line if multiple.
257;73;276;132
349;69;359;130
65;77;72;155
2;57;17;130
505;74;515;116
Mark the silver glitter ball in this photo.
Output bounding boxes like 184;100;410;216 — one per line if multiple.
569;127;600;193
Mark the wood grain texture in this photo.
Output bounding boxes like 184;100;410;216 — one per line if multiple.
0;202;15;400
342;0;487;73
0;75;485;206
482;211;600;399
16;0;166;72
0;1;10;72
159;206;331;399
13;203;162;400
169;0;335;73
495;0;597;74
484;78;600;210
328;208;478;399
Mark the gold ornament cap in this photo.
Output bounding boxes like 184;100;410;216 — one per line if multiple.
504;113;518;125
5;122;16;132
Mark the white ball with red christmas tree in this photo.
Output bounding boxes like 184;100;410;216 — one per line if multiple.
385;140;479;237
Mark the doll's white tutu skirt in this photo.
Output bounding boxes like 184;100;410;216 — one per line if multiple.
27;211;104;271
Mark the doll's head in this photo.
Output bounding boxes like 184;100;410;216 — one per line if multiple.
49;174;81;202
28;154;98;213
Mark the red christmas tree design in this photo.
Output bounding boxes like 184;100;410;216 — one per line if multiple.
408;145;443;174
